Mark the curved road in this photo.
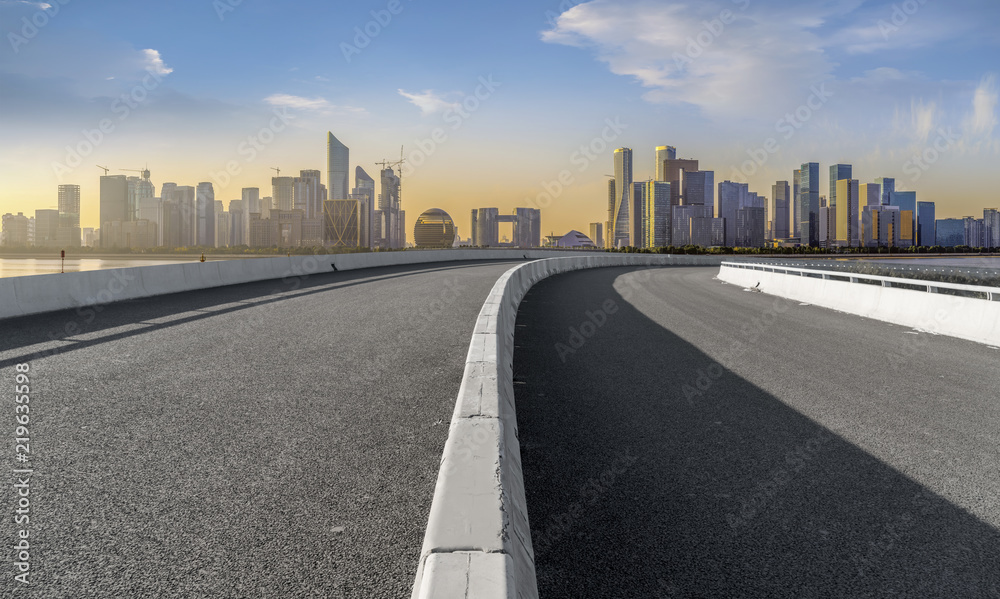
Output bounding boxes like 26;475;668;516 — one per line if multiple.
514;266;1000;598
0;260;524;598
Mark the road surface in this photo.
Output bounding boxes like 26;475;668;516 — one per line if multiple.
514;266;1000;598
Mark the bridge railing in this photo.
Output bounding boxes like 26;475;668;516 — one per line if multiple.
718;261;1000;348
721;261;1000;300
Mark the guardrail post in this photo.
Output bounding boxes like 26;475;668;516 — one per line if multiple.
882;280;891;288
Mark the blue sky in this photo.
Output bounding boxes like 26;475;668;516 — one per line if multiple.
1;0;998;233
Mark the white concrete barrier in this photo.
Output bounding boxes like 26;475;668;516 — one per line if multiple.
717;262;1000;347
412;254;727;599
0;249;628;321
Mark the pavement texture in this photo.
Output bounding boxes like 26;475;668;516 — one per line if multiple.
0;259;523;598
514;266;1000;598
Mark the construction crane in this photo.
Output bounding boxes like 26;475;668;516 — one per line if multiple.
375;145;406;201
120;167;151;180
270;167;281;177
96;165;109;175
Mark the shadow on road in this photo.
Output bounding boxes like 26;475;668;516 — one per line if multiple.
514;267;1000;598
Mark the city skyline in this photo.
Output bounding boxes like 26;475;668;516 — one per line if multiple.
1;0;998;235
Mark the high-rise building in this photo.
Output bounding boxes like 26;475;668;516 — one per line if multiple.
829;164;852;210
353;166;376;248
890;190;916;243
876;177;895;206
643;180;670;248
663;157;699;206
33;209;60;247
983;208;1000;248
514;207;541;248
272;176;295;211
671;205;716;246
606;178;615;248
772;181;791;239
654;145;676;181
471;207;499;247
612;147;632;247
323;199;360;247
126;170;155;220
196;182;216;247
100;175;129;248
681;170;714;206
228;199;245;246
137;197;162;246
241;187;259;246
798;163;819;246
735;207;766;247
380;167;403;248
717;180;747;246
916;202;936;247
327;132;350;201
1;213;30;247
834;178;859;247
589;223;604;248
58;184;81;227
295;170;323;219
631;181;645;247
792;168;801;239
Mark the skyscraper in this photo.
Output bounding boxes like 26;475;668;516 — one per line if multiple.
327;132;350;200
272;176;295;211
643;180;670;248
798;163;819;246
983;208;1000;248
353;166;376;248
606;178;615;249
514;207;541;248
792;168;801;239
630;180;645;247
771;181;790;239
718;180;747;246
295;169;323;219
916;202;936;247
876;177;895;206
380;167;402;248
681;170;713;206
589;223;604;248
99;175;128;248
829;164;852;209
890;190;916;242
196;182;216;247
835;178;859;247
654;145;676;181
611;148;633;247
663;157;699;206
58;184;81;228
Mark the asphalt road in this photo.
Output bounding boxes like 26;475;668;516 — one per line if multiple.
514;266;1000;598
0;259;523;598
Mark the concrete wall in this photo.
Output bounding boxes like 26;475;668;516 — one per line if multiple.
0;249;630;322
717;263;1000;347
411;254;726;599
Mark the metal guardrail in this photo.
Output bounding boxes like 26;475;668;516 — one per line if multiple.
720;261;1000;301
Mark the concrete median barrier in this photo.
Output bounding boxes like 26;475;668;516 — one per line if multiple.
718;262;1000;347
412;254;728;599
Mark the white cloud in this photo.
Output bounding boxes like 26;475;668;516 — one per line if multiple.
397;89;459;115
142;49;173;76
967;75;998;137
263;93;367;116
541;0;834;118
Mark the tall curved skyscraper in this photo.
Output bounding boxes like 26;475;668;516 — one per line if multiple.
327;132;349;200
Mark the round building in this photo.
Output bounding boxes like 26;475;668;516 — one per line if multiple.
413;208;456;248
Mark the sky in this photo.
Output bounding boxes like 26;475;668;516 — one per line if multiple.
1;0;998;236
